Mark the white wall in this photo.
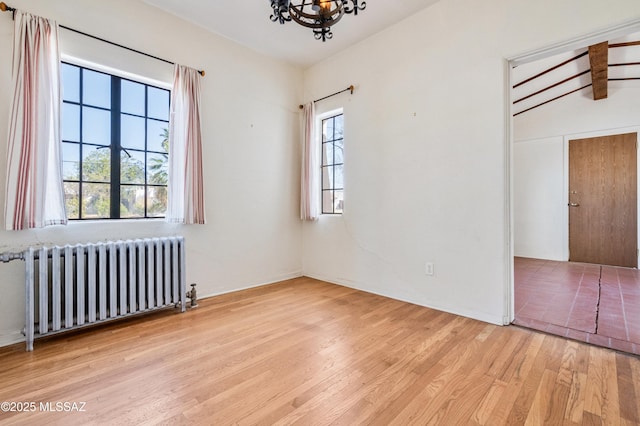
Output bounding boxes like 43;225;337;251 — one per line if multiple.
513;137;565;260
514;87;640;261
0;0;303;346
302;0;640;325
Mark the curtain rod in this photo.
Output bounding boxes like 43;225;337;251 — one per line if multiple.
299;85;354;109
0;2;205;77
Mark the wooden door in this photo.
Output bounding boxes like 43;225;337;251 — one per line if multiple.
569;133;637;267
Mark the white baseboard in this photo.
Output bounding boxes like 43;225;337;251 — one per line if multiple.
1;271;503;349
303;272;505;326
0;331;25;349
0;271;305;350
197;270;304;300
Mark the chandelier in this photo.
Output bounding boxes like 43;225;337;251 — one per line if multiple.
269;0;366;42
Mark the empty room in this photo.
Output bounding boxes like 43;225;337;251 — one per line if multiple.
0;0;639;424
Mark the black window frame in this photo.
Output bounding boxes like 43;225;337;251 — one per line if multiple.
61;62;170;220
320;112;344;215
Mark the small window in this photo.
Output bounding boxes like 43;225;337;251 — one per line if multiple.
61;63;170;220
321;112;344;214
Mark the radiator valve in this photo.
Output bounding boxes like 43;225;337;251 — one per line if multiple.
0;252;24;263
187;283;198;308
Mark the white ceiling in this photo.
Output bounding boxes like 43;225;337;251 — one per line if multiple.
141;0;441;68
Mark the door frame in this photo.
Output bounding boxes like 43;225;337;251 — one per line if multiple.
504;18;640;324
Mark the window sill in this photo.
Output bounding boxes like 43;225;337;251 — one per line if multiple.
67;218;166;224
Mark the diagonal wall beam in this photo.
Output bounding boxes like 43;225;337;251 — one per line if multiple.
588;41;608;100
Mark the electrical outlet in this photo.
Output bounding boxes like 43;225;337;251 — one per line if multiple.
425;262;434;276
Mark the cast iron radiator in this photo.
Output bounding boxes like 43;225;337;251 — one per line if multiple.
1;237;186;351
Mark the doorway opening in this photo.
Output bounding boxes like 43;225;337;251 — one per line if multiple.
507;20;640;355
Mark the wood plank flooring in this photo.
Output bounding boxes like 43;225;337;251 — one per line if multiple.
0;277;638;425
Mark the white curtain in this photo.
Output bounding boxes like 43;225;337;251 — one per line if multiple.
4;11;67;230
300;102;319;220
167;64;206;224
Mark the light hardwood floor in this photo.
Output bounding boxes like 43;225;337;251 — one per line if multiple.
0;277;638;425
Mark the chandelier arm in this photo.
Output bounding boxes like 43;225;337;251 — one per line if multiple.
271;14;292;24
289;2;343;21
290;12;344;29
269;0;292;24
343;0;366;14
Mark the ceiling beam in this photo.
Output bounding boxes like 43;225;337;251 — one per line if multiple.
609;40;640;48
588;41;608;100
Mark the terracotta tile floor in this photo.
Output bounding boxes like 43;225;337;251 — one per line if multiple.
513;257;640;355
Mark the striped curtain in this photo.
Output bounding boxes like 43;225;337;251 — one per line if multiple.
166;65;206;224
300;102;319;220
4;11;67;230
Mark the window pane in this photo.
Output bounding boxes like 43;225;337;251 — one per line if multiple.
62;64;79;102
334;190;344;213
62;142;79;180
62;103;80;142
82;107;111;146
121;150;145;184
322;166;333;190
322;190;333;214
334;115;344;139
148;87;169;121
147;152;168;185
82;69;111;108
322;117;334;142
82;183;110;219
121;114;145;150
64;182;79;220
322;143;333;166
82;146;110;183
121;80;145;116
334;139;344;164
147;119;169;153
334;164;343;189
147;186;167;217
120;185;145;218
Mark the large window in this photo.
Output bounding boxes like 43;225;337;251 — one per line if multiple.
61;63;170;220
321;112;344;214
